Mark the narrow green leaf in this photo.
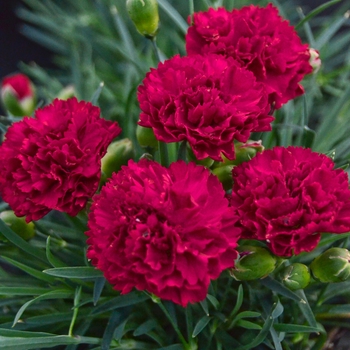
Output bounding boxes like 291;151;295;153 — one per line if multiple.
295;0;342;30
271;299;284;319
43;267;103;279
302;126;316;148
0;329;53;337
134;319;158;336
234;311;261;321
114;318;129;342
158;0;188;34
0;256;55;283
0;219;47;263
274;324;321;333
0;335;100;350
192;316;212;338
206;294;219;310
235;301;281;350
45;236;67;268
93;277;106;306
236;319;262;330
101;311;121;350
0;287;50;296
229;284;244;319
199;299;209;316
13;290;73;326
90;82;104;105
260;276;305;304
296;290;318;328
91;292;149;315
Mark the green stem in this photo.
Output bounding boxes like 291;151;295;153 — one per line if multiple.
158;141;169;167
69;286;82;336
158;301;190;349
189;0;194;24
177;140;188;162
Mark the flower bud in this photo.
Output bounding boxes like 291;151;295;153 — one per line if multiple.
136;125;158;149
0;210;35;241
309;48;321;74
212;165;234;191
1;73;36;116
56;85;76;100
126;0;159;38
101;138;135;180
232;141;264;165
279;263;310;290
230;245;277;281
310;247;350;283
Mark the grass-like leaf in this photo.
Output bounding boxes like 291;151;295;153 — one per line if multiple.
43;267;103;279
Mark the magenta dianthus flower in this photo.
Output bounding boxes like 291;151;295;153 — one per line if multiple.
86;159;241;306
0;97;121;222
138;54;272;161
186;4;312;109
231;147;350;256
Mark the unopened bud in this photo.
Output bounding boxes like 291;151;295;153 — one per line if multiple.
136;125;158;149
212;165;234;191
309;48;321;74
280;263;310;290
101;138;135;180
0;210;35;241
310;247;350;283
57;85;76;100
126;0;159;38
230;245;276;281
1;74;36;116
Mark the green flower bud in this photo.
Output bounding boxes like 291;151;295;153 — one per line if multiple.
279;263;310;290
136;125;158;149
230;140;264;166
0;210;35;241
230;245;276;281
101;138;135;180
212;165;234;191
310;247;350;283
56;85;76;100
126;0;159;38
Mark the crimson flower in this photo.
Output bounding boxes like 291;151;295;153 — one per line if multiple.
0;97;121;222
138;54;272;161
86;159;240;306
186;4;312;109
231;147;350;257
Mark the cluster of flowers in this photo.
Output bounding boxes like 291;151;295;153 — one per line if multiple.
1;3;350;307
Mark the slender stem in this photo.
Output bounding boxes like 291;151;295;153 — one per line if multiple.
189;0;194;24
158;141;169;167
178;140;188;162
158;301;190;349
69;286;82;336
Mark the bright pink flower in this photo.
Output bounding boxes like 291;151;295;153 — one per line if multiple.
86;159;240;306
138;54;272;161
231;147;350;257
0;97;121;222
186;4;312;109
1;73;33;100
